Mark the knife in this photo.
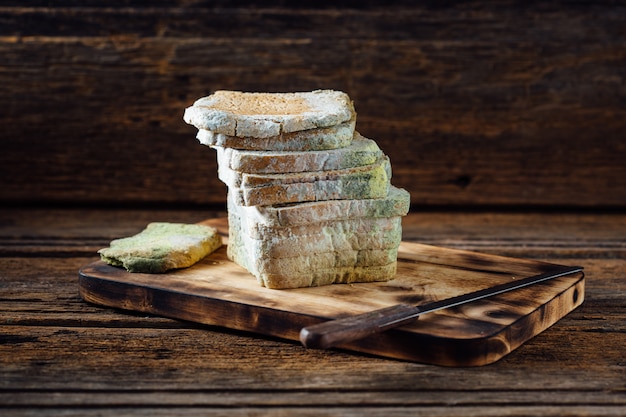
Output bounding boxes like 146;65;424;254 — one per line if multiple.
300;265;583;349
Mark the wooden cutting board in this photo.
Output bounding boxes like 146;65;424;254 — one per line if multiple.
78;217;584;366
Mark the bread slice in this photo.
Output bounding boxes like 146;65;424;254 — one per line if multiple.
261;263;398;289
227;210;400;289
196;116;355;151
183;90;354;139
228;228;397;289
222;156;392;206
235;254;398;289
234;217;402;258
215;132;382;174
228;217;398;272
233;185;410;230
98;223;222;273
218;152;391;188
227;196;403;286
253;249;398;276
232;198;404;244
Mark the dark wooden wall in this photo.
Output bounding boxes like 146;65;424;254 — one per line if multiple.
2;1;625;209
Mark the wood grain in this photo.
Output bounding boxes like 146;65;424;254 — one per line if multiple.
1;208;625;415
1;3;625;208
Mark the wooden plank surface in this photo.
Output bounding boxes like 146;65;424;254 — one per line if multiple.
0;208;624;415
1;2;625;208
77;217;584;365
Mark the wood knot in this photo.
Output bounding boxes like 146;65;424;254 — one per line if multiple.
450;175;473;189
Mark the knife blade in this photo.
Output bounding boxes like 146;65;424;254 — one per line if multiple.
299;265;583;349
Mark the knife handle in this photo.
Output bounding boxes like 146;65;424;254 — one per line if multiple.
299;304;420;349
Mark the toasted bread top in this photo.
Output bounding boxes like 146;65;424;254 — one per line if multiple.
184;90;354;138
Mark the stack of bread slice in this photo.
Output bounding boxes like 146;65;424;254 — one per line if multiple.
184;90;410;289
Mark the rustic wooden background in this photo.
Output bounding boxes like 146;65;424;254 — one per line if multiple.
2;1;625;208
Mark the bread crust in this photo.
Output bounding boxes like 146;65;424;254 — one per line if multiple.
216;132;381;174
184;90;355;139
233;216;402;258
222;157;392;206
226;203;403;288
234;186;410;229
195;116;355;151
260;263;398;289
98;223;222;273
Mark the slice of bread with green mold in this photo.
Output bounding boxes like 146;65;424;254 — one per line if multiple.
98;222;222;273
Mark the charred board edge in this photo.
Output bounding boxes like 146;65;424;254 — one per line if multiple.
78;255;584;366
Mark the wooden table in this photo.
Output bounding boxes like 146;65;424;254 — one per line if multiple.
2;207;624;416
2;2;625;415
